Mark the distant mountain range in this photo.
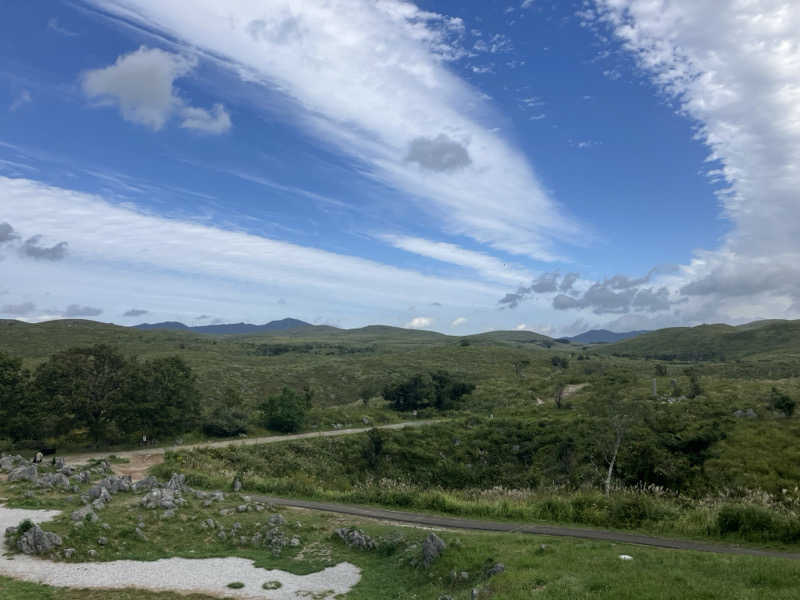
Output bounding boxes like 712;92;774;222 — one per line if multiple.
133;318;313;335
567;329;649;344
131;319;647;344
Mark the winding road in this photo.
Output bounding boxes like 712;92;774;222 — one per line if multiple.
60;418;800;560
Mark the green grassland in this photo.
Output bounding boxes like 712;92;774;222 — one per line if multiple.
594;319;800;363
3;473;800;600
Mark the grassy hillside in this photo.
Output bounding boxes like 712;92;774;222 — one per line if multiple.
596;320;800;362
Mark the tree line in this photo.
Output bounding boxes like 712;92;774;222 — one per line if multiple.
0;345;198;446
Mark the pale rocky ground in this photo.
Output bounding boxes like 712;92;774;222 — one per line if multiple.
0;504;361;599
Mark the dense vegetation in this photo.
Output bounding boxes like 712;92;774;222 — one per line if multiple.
3;317;800;546
0;346;198;446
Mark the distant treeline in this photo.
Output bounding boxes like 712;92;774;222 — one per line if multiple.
0;345;199;447
249;342;375;357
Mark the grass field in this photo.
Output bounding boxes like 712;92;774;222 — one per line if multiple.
3;475;800;600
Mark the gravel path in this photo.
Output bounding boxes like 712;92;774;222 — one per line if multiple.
254;495;800;560
0;505;360;599
64;419;443;468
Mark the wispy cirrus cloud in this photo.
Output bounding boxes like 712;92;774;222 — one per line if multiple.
84;0;581;261
1;176;503;327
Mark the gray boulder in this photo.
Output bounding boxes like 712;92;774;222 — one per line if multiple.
38;472;70;489
141;487;181;510
71;505;98;523
165;473;186;492
132;476;158;493
422;533;446;568
334;527;376;551
8;464;38;483
0;455;25;472
16;525;62;555
268;513;287;527
96;475;132;494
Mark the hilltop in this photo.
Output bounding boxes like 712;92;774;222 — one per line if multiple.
568;329;648;344
597;319;800;361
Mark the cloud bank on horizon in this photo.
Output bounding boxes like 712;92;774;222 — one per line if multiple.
1;0;798;335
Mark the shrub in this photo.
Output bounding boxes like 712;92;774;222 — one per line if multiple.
716;505;779;540
260;386;312;433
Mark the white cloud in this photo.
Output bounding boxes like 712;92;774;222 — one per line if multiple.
381;234;532;285
9;90;31;112
82;46;231;134
515;323;527;330
1;176;503;326
85;0;580;261
47;17;79;37
180;103;232;134
406;316;433;329
593;0;800;323
451;316;467;326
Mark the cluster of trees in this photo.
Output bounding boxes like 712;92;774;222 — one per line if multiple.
383;371;475;412
259;386;313;433
0;345;199;446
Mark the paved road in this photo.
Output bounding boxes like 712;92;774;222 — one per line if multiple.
63;420;442;464
253;495;800;560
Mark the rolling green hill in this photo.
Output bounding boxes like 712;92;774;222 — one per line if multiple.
596;319;800;361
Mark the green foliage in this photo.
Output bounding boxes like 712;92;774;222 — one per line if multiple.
769;387;795;416
551;356;569;369
121;356;200;438
32;344;129;444
0;352;40;442
260;386;312;433
202;387;250;437
382;371;475;412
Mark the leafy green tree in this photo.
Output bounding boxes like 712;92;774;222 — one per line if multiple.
260;386;312;433
203;386;250;438
32;344;129;445
0;352;44;442
551;356;569;369
383;371;474;412
121;356;200;438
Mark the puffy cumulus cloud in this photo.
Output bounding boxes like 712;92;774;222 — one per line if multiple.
63;304;103;317
451;316;467;326
83;46;231;133
0;301;36;316
86;0;580;262
123;308;149;317
406;134;471;172
180;103;232;134
499;272;563;308
593;1;800;322
406;316;433;329
21;235;68;260
559;272;579;293
0;222;19;244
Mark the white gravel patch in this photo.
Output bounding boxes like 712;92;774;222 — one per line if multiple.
0;505;360;599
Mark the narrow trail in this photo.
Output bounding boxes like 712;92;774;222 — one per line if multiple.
63;419;442;470
252;495;800;560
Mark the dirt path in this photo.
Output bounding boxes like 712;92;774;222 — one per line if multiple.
252;495;800;560
63;420;443;478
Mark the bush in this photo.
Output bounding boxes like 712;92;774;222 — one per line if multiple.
769;387;796;416
716;505;779;539
383;371;474;412
260;386;312;433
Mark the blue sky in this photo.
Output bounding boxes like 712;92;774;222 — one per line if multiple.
1;1;798;335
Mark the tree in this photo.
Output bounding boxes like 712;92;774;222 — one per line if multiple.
0;352;43;442
121;356;200;438
32;345;129;445
203;387;250;437
654;364;668;377
383;371;474;412
260;386;312;433
551;356;569;369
